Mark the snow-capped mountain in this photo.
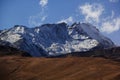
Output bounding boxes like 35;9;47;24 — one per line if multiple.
0;22;115;57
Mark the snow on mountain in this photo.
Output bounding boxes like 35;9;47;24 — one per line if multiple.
0;23;115;57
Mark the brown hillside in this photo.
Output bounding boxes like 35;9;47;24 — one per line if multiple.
0;56;120;80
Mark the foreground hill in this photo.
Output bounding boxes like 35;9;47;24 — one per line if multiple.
0;56;120;80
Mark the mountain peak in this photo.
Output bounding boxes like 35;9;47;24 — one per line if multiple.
8;25;29;34
39;22;67;27
14;24;27;28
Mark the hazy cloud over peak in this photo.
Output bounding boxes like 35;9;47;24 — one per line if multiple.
57;16;74;24
101;17;120;33
79;3;104;23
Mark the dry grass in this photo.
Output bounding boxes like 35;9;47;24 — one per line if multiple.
0;56;120;80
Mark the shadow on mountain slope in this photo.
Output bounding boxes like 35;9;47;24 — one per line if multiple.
0;45;31;57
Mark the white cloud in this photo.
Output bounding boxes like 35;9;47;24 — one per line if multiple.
109;0;119;2
101;17;120;33
29;13;47;27
39;0;48;7
111;10;115;18
79;3;104;23
57;17;74;24
102;11;115;22
41;15;47;21
28;0;48;27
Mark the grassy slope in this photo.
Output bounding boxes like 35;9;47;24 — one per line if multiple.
0;56;120;80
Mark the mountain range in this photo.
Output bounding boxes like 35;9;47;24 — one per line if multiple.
0;22;115;57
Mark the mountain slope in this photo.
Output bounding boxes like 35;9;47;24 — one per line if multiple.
0;56;120;80
0;22;115;57
0;45;30;57
51;47;120;60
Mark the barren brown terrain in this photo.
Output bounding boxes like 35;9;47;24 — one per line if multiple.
0;56;120;80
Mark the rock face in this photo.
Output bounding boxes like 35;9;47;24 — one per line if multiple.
0;22;115;57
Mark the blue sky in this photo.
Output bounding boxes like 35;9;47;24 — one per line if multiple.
0;0;120;45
